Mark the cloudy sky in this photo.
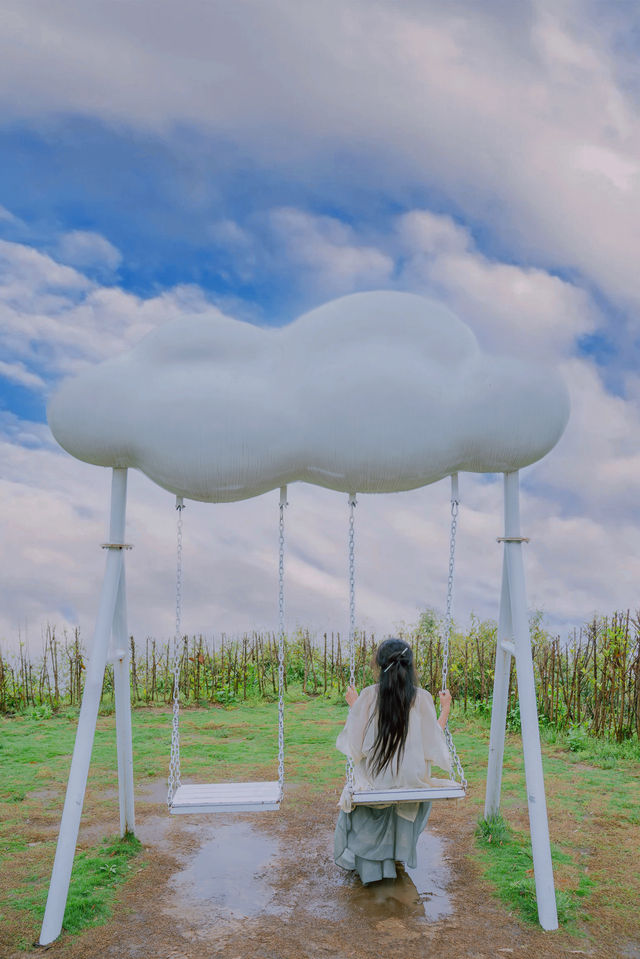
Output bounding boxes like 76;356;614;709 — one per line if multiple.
1;0;639;656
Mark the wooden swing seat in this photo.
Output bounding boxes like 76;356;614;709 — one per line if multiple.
352;780;465;805
170;780;282;814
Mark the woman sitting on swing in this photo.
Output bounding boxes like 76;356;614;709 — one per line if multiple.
334;637;452;884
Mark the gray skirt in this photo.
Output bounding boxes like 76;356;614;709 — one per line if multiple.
334;801;432;884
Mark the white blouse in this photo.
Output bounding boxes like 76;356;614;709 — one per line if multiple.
336;685;451;818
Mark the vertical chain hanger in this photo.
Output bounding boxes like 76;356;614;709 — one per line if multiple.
348;493;357;691
346;492;357;791
277;486;287;794
441;473;459;693
440;474;467;791
167;496;185;808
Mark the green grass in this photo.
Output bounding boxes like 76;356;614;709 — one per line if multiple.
474;813;594;928
458;708;639;933
128;690;348;787
11;833;142;936
542;721;640;767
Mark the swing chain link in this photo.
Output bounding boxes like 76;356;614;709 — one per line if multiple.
346;493;357;791
441;494;458;693
167;498;184;809
348;495;357;691
441;482;467;791
277;488;287;794
445;719;467;790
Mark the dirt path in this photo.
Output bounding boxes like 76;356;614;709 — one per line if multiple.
14;783;635;959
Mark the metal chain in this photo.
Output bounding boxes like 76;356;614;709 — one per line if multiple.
167;497;184;809
441;494;458;693
348;494;357;690
277;487;287;794
441;475;467;791
444;720;467;789
346;493;357;791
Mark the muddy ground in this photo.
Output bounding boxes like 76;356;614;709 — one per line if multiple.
12;781;639;959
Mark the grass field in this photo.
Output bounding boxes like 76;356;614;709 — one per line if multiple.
1;693;639;953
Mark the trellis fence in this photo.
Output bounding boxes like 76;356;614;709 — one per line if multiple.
1;611;639;741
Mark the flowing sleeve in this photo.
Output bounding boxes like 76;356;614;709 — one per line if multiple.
418;689;451;773
336;686;376;762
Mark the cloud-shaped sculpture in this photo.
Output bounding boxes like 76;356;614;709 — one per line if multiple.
48;291;569;502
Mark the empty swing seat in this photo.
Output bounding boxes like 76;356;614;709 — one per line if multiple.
352;780;465;805
170;780;282;814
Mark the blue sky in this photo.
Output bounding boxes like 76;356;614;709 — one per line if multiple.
1;0;639;652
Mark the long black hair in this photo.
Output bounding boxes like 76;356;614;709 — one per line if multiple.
368;638;417;777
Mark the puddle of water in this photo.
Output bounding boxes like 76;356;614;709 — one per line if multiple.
316;829;452;922
406;831;453;920
165;818;452;930
168;821;280;920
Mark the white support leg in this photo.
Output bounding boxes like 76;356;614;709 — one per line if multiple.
40;468;129;946
484;551;513;819
504;470;558;931
113;536;135;836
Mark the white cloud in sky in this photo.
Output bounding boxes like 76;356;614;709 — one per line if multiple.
0;204;20;224
0;238;91;303
268;209;394;295
395;210;599;359
0;238;227;381
56;230;122;272
531;359;640;519
0;360;45;391
205;206;603;365
0;1;638;316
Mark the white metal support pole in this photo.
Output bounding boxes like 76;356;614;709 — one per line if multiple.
112;542;135;836
484;550;514;818
40;468;129;946
504;470;558;931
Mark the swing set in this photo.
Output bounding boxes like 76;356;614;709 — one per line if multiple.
168;490;288;814
38;290;569;942
168;478;466;816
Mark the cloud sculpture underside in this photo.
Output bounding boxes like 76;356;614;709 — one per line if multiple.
48;291;570;503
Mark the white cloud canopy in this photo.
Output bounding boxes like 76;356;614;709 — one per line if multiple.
48;291;569;503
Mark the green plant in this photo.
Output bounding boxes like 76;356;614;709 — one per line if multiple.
11;834;142;936
476;813;510;845
567;724;589;753
25;704;53;720
474;697;493;719
506;702;521;732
